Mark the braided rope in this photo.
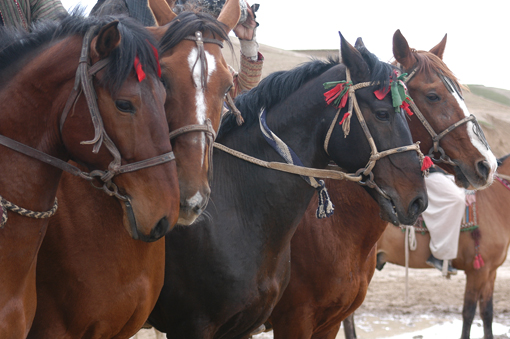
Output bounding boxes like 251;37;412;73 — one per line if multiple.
0;196;58;228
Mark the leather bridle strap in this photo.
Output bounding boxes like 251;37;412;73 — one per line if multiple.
403;67;484;165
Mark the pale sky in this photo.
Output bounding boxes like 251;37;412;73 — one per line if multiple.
61;0;510;90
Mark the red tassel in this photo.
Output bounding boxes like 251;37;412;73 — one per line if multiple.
339;92;349;108
148;42;162;78
324;84;343;105
374;86;390;100
473;255;480;270
478;254;485;268
401;101;413;116
134;55;146;82
339;112;351;125
421;156;433;171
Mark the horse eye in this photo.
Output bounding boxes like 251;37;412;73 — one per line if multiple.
426;93;440;102
115;100;135;113
375;110;390;121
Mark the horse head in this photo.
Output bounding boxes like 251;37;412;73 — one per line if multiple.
148;0;239;225
393;29;497;189
325;34;427;225
60;17;180;241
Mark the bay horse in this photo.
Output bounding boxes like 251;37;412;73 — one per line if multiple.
375;155;510;339
266;30;498;339
147;33;428;339
27;2;241;338
0;14;180;338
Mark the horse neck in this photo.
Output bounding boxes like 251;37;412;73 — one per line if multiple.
326;180;387;258
213;94;331;244
0;37;80;209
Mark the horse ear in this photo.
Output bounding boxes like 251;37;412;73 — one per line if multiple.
217;0;241;35
339;32;369;81
93;20;121;60
392;29;416;70
429;34;447;60
148;0;177;26
354;37;365;50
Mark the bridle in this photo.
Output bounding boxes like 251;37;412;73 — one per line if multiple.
165;31;224;182
214;66;426;216
402;67;490;165
0;25;176;227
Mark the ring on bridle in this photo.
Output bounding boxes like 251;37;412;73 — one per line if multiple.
0;25;176;226
402;67;490;166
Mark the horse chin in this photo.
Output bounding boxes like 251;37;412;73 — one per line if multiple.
377;194;400;226
176;210;200;226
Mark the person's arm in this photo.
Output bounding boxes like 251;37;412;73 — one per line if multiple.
231;2;263;97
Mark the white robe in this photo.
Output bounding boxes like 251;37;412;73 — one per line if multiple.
422;172;466;260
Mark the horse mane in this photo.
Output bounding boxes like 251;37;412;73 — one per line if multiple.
410;49;463;90
0;13;160;94
159;11;232;54
218;57;340;137
356;45;400;90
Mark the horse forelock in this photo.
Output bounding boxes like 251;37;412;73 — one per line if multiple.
356;45;400;91
218;57;341;139
159;11;232;54
0;14;160;94
413;50;463;91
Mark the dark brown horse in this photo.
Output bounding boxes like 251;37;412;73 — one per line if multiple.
266;30;498;339
0;14;180;338
147;33;428;339
376;155;510;339
27;2;240;338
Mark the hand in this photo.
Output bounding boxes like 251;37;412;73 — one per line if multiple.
233;3;257;40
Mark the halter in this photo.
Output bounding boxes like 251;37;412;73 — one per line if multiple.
165;31;225;182
214;66;426;218
0;25;176;226
402;67;490;165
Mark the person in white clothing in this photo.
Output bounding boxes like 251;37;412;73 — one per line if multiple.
422;166;466;274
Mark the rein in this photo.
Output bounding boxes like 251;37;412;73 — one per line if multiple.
403;68;489;165
0;25;176;226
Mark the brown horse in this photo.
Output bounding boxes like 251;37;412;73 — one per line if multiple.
376;155;510;339
27;2;240;338
266;30;498;339
0;14;179;338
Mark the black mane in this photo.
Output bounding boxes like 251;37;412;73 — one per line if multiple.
218;57;339;138
356;44;400;90
159;11;232;53
0;14;160;93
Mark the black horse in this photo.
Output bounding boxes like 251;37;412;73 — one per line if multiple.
147;34;428;339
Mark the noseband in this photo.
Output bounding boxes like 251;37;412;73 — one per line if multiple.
402;67;490;165
0;25;176;226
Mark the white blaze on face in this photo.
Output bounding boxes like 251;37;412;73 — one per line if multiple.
447;79;498;180
188;48;217;166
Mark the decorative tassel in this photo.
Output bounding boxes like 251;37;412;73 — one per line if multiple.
316;180;334;219
341;112;352;137
401;101;413;116
134;55;146;82
473;255;480;270
421;156;433;171
478;254;485;268
374;86;390;100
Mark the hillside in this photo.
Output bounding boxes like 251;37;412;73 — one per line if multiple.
223;39;510;157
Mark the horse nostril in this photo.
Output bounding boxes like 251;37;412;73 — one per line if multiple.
409;196;427;218
149;217;170;241
476;160;491;180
